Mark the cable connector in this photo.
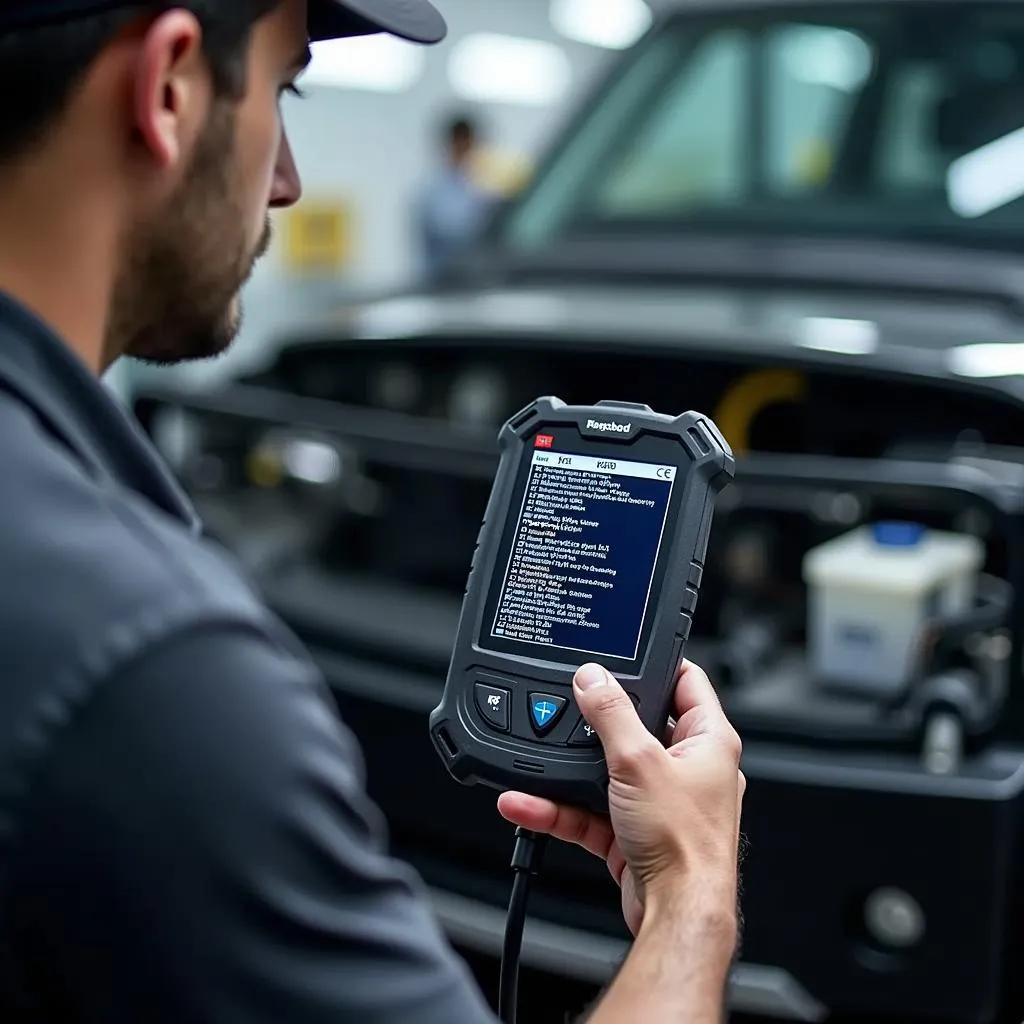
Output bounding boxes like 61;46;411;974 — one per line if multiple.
510;826;548;874
498;827;549;1024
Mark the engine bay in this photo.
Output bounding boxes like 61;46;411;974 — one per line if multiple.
132;330;1024;1022
138;336;1024;760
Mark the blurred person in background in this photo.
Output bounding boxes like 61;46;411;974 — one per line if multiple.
417;113;492;281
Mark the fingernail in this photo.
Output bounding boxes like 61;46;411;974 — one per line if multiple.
575;663;609;690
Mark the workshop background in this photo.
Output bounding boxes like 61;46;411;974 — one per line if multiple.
112;0;630;399
127;1;1024;1022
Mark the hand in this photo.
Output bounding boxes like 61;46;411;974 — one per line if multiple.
497;661;745;937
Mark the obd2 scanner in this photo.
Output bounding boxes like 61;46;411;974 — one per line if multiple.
429;397;734;1022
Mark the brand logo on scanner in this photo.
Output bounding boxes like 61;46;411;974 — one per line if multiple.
586;419;631;434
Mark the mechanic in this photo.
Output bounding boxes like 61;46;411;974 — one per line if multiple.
0;2;745;1022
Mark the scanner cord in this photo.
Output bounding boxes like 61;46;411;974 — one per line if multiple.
498;826;549;1024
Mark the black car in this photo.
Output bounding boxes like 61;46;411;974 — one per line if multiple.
136;2;1024;1021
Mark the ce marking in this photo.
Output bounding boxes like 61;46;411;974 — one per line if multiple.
656;467;674;480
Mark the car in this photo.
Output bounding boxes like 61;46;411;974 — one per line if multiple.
134;1;1024;1020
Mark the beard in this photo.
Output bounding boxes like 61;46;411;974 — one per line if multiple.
106;99;271;366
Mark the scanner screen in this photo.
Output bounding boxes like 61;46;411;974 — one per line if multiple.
490;448;676;661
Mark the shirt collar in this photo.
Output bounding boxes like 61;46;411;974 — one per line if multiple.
0;289;200;534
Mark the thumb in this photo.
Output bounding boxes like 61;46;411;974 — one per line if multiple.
574;663;654;770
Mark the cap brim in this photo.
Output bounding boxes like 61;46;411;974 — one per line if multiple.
308;0;447;44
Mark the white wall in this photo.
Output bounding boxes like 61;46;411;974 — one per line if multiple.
120;0;619;396
285;0;613;291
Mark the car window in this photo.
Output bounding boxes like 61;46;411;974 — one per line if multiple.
875;62;950;191
764;25;872;194
503;2;1024;251
597;29;751;214
597;23;872;214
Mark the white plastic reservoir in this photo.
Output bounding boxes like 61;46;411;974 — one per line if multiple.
802;522;984;696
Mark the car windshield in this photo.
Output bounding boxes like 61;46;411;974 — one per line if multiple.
502;1;1024;253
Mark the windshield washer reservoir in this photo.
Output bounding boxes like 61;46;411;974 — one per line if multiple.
802;523;984;697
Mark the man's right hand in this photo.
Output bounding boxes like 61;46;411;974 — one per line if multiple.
497;660;744;938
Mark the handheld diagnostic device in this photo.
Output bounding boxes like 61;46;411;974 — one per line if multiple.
429;397;735;814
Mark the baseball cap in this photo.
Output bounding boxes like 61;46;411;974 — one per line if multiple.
0;0;448;44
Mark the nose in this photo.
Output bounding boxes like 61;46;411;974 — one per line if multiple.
269;131;302;209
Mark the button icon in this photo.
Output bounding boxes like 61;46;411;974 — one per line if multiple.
475;683;510;732
568;717;600;747
529;692;567;735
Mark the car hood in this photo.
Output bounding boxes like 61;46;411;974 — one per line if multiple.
318;279;1024;398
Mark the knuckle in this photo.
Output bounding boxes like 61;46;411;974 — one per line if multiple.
613;736;660;778
737;770;747;799
721;725;743;763
565;811;590;847
589;689;630;718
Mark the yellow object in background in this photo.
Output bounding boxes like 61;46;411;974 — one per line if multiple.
470;147;533;198
714;368;807;456
794;139;833;184
283;199;353;275
245;445;284;488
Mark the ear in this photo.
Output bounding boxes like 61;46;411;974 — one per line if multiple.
131;9;209;169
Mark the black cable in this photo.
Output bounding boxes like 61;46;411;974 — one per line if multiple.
498;826;548;1024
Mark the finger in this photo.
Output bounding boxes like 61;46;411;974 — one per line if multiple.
674;660;732;734
497;791;615;861
669;704;710;746
573;663;658;768
661;716;678;746
606;841;628;887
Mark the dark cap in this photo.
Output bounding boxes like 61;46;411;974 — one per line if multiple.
0;0;447;44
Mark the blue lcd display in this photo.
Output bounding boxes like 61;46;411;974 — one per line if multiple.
491;449;676;662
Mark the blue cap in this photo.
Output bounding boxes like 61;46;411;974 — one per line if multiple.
872;521;926;547
0;0;447;44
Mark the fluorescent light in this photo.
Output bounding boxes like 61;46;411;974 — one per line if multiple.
947;126;1024;218
301;35;424;92
282;439;343;485
798;317;879;355
353;296;442;339
550;0;652;50
783;26;874;92
948;342;1024;378
448;33;571;107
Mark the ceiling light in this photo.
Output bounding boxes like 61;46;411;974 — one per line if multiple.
948;342;1024;378
783;26;874;92
798;317;879;355
448;33;571;107
947;126;1024;218
301;35;424;93
550;0;653;50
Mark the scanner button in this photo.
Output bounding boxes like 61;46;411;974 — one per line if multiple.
695;500;713;567
568;717;600;746
529;693;567;735
475;684;510;732
595;400;652;413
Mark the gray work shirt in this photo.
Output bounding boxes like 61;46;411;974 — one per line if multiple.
0;290;497;1023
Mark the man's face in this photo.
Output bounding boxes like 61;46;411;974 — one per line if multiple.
110;0;307;364
451;130;474;166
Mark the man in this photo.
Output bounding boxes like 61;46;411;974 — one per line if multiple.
417;113;491;280
0;2;745;1022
